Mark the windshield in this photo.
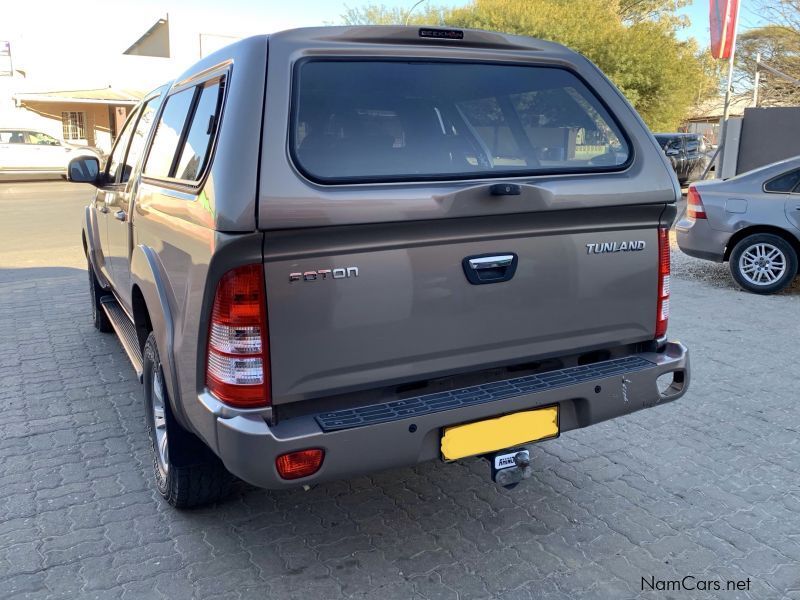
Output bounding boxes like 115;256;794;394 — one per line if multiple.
291;60;630;183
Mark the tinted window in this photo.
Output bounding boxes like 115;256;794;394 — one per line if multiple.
668;139;682;152
0;131;26;144
120;96;162;184
292;61;629;183
174;81;222;180
144;87;194;178
107;109;139;183
764;169;800;193
654;136;672;150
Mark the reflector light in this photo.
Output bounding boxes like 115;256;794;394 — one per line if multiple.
686;185;707;219
276;449;324;480
206;264;271;408
655;228;670;339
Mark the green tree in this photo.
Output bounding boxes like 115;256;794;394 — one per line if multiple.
617;0;690;25
341;0;716;131
342;3;449;25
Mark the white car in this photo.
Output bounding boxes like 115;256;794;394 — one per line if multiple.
0;128;102;175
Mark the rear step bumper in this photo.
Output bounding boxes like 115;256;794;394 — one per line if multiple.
196;341;689;489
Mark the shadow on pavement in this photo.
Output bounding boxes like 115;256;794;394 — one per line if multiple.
0;265;85;284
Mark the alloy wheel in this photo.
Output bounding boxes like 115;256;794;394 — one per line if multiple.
738;243;787;286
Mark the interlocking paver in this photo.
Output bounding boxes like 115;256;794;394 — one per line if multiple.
1;182;799;598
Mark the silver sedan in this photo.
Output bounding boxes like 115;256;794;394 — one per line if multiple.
676;156;800;294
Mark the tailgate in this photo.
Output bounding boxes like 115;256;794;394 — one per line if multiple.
258;37;679;405
264;205;661;404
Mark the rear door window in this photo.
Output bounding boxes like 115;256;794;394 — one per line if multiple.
143;88;194;178
0;131;27;144
291;60;630;183
764;169;800;193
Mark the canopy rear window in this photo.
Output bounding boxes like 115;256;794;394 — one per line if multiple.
291;60;630;184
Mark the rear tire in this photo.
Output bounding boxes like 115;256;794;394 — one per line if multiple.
142;332;233;508
729;233;797;294
88;261;112;332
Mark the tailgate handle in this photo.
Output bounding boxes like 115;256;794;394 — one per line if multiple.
463;253;518;285
469;255;514;270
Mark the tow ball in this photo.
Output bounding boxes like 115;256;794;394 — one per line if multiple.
490;448;532;488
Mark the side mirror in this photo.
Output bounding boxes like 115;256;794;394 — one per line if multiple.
66;155;100;184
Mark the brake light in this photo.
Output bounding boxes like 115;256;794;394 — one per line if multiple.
686;185;707;219
276;449;324;480
655;227;670;339
206;264;271;408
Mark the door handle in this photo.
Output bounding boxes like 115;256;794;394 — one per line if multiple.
463;253;518;285
114;210;127;221
468;255;515;270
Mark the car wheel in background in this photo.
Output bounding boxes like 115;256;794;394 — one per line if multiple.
88;261;112;332
729;233;798;294
142;332;233;508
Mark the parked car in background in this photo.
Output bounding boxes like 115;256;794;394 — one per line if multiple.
0;128;102;176
654;133;710;185
676;155;800;294
68;26;689;508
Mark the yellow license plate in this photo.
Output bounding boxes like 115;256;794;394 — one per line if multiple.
440;406;559;461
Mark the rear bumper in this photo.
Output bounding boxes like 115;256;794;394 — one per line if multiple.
675;217;728;262
196;341;689;489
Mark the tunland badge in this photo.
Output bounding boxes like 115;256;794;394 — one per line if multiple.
586;241;646;254
289;267;359;282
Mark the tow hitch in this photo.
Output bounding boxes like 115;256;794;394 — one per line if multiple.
490;448;532;488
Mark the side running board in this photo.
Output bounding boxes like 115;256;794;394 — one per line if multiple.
100;297;144;382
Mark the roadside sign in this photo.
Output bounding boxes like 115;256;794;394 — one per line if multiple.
710;0;739;59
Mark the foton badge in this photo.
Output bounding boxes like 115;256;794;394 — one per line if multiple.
289;267;359;282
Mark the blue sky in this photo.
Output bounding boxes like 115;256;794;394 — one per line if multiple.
2;0;765;90
90;0;762;47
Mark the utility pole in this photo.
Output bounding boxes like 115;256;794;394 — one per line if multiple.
717;14;739;176
752;52;761;107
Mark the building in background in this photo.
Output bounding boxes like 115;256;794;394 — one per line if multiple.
682;96;752;144
0;13;247;155
8;88;142;154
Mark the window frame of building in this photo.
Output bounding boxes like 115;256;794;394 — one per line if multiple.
61;111;87;141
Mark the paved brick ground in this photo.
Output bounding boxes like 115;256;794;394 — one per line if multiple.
1;183;799;599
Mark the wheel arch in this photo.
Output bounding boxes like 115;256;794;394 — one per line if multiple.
130;244;191;430
724;225;800;264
